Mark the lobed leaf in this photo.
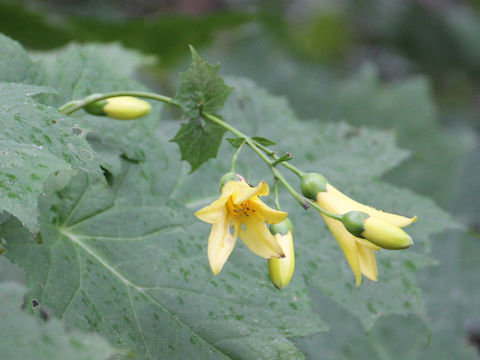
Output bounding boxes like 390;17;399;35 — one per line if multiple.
171;47;234;172
4;172;326;360
0;282;114;360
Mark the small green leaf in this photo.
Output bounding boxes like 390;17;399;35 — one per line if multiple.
226;137;246;148
252;136;276;146
174;46;233;118
0;282;114;360
170;47;233;172
171;115;227;173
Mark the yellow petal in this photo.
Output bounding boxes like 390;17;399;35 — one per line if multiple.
356;243;378;282
195;195;230;224
233;180;269;205
195;181;237;224
321;214;362;286
207;216;238;275
318;184;416;227
220;180;238;197
249;197;288;224
354;237;381;251
238;217;284;259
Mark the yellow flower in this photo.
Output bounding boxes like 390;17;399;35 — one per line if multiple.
195;180;288;275
316;183;417;286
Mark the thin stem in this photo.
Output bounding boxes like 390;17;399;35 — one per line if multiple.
273;178;281;211
304;199;343;220
203;112;342;220
230;139;245;173
59;90;342;221
59;91;181;115
254;142;304;178
202;112;272;165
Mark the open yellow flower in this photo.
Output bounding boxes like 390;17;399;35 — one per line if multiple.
316;183;417;286
195;180;288;275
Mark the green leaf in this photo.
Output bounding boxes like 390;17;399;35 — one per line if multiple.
0;282;114;360
227;136;276;149
171;115;227;173
170;47;233;172
4;172;326;360
226;137;246;148
40;43;166;173
0;34;45;84
174;46;233;118
252;136;277;146
0;83;102;231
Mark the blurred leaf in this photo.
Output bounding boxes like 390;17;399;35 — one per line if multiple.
0;0;251;64
0;282;114;360
0;82;101;232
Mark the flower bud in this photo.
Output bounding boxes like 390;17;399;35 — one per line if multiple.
85;96;151;120
362;216;413;250
340;211;413;250
84;99;107;116
340;211;368;237
269;218;294;236
300;173;327;200
219;172;237;190
268;219;295;289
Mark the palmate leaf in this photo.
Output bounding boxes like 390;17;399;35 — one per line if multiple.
0;37;166;231
4;171;326;360
41;43;166;173
171;47;234;172
0;282;114;360
0;82;102;231
159;77;458;330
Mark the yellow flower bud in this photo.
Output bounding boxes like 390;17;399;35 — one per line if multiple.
362;216;413;250
103;96;151;120
268;229;295;289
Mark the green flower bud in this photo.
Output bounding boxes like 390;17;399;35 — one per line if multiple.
85;96;151;120
268;222;295;289
269;218;294;236
300;173;327;200
340;211;368;237
84;99;108;116
219;172;237;190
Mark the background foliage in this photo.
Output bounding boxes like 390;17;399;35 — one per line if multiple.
0;1;479;359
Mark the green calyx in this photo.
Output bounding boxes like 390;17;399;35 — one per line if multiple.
84;100;107;116
270;218;294;236
341;211;368;237
300;173;327;200
219;172;237;190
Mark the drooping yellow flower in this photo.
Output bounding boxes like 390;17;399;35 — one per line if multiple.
316;183;417;286
195;180;288;275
